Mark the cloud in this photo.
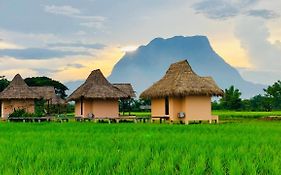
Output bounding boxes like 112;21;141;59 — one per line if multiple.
79;22;104;29
66;63;85;69
192;0;258;20
44;5;106;29
44;5;81;16
235;18;281;83
0;48;89;60
47;42;106;49
32;68;61;75
246;9;279;19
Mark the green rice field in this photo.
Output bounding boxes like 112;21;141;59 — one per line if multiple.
0;119;280;174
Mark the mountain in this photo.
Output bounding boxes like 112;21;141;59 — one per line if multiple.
108;36;265;98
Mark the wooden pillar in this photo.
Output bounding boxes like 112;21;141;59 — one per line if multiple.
80;96;84;115
122;99;125;116
128;98;131;116
47;100;50;115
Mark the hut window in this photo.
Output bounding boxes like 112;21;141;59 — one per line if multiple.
165;96;169;115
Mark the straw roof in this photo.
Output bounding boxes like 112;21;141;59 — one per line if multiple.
67;69;128;101
113;83;136;98
140;60;224;98
30;86;56;100
0;74;40;100
51;95;66;105
30;86;66;104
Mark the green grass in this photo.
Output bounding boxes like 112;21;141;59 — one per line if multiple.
0;121;280;174
213;110;281;119
124;111;281;119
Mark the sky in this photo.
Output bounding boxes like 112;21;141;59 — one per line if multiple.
0;0;281;85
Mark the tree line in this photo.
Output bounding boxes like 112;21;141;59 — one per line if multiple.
213;81;281;111
0;76;68;98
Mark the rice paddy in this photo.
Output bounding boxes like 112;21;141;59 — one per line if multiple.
0;120;280;174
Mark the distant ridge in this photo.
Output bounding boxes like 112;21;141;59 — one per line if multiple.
107;36;265;98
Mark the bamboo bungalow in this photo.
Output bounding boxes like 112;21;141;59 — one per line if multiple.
140;60;224;124
30;86;66;113
67;69;131;118
113;83;136;115
0;74;40;118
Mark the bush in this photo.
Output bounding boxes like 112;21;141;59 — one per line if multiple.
9;109;29;118
9;109;40;118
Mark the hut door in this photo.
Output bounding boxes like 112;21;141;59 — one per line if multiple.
165;96;169;115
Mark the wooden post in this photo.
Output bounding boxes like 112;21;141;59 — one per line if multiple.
122;99;125;116
80;96;84;116
128;99;131;116
47;100;50;115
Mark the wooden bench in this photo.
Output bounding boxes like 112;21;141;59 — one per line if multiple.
8;117;52;123
116;116;137;123
211;115;219;123
94;116;137;124
75;116;93;122
136;116;151;123
151;116;170;123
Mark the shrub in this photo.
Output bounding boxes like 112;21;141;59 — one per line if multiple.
9;109;28;118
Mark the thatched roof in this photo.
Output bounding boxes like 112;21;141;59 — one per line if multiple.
51;95;66;105
67;69;128;101
30;86;66;104
113;83;136;98
30;86;56;100
140;60;224;98
0;74;40;100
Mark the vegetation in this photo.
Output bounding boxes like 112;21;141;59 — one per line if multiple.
219;85;242;110
0;77;9;92
8;109;44;118
213;80;281;111
25;77;68;99
0;121;280;174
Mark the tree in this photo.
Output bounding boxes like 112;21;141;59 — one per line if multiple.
250;94;272;111
24;77;68;99
0;76;10;92
220;85;242;110
263;80;281;110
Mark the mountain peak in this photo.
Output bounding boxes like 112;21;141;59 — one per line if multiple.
107;36;265;98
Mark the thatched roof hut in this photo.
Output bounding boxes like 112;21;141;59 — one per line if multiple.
51;95;66;105
31;86;66;104
67;69;128;101
0;74;40;100
30;86;56;100
140;60;223;98
113;83;136;98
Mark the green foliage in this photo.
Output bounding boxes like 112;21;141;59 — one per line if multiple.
0;77;10;92
264;80;281;110
24;76;68;99
220;86;242;110
130;99;151;112
0;122;280;174
9;108;45;118
212;110;281;119
9;109;28;118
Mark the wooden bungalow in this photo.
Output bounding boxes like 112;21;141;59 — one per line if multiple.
30;86;66;113
140;60;224;124
113;83;136;115
67;69;131;118
0;74;40;118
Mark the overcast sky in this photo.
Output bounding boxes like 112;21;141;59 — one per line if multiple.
0;0;281;84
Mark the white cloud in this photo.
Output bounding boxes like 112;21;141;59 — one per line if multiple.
44;5;81;16
235;17;281;83
44;5;106;30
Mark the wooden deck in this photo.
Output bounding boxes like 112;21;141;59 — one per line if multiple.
151;116;170;123
8;117;52;122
